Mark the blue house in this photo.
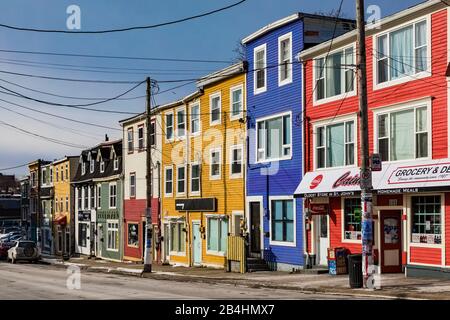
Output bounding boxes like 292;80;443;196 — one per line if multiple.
243;13;355;271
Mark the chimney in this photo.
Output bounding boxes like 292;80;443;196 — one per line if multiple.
105;134;109;142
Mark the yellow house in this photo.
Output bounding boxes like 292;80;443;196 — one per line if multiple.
160;62;247;268
52;156;78;256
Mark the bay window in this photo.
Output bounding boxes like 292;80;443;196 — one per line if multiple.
316;120;355;169
207;217;228;253
257;113;291;162
315;46;354;101
271;199;294;243
376;105;429;161
344;198;362;241
376;20;428;85
411;195;442;245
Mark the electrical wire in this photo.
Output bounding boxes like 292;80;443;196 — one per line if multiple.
0;163;29;171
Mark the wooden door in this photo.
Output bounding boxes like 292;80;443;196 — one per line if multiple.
380;210;402;273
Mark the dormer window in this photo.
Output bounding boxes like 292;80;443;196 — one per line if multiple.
100;160;105;173
82;162;86;175
90;159;95;173
114;158;119;171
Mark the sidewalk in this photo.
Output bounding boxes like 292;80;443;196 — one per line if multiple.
40;255;450;300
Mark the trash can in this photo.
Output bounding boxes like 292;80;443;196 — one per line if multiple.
348;254;363;288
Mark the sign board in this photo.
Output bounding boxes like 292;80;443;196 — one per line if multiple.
175;198;216;212
370;153;382;172
308;203;329;215
78;211;91;221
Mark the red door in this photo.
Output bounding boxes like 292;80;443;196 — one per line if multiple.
380;210;402;273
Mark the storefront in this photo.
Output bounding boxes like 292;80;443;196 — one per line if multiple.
295;158;450;277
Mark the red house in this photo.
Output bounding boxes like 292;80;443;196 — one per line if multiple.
296;0;450;277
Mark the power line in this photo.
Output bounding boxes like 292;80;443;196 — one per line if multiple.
0;163;29;171
0;0;246;34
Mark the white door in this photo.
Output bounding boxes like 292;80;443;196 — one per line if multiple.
317;215;329;266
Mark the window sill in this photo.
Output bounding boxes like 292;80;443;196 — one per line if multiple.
209;176;221;181
342;239;362;244
373;71;431;91
314;164;358;171
189;191;201;197
254;87;267;95
127;244;139;248
107;248;119;252
409;243;443;249
278;78;293;87
256;156;292;164
210;121;221;127
269;240;296;247
229;174;243;180
176;193;186;198
164;193;173;198
313;90;357;107
230;114;243;121
170;251;186;257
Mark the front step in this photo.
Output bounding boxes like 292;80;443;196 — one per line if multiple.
246;257;271;272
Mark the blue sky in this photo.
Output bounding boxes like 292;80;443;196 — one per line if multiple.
0;0;422;176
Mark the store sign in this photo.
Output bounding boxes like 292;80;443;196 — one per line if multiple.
78;211;91;221
371;153;382;172
387;162;450;185
309;203;329;215
175;198;216;212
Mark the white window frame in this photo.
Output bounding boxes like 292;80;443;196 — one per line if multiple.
169;220;186;256
109;182;117;209
229;84;244;121
165;111;174;143
209;148;222;180
176;107;186;139
127;127;134;153
106;219;119;252
113;157;119;171
372;97;432;164
373;15;431;91
97;184;101;209
312;44;356;106
189;162;201;196
90;158;94;174
255;111;292;163
205;214;229;256
138;124;145;150
232;211;244;236
164;166;173;197
176;165;186;197
253;43;267;95
278;32;293;86
209;92;222;126
229;144;243;179
81;162;86;176
129;173;136;198
100;160;105;173
190;102;201;137
268;195;296;247
341;196;362;244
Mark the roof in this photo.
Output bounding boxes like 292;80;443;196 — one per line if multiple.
196;61;247;88
241;12;356;44
299;0;445;59
52;156;78;165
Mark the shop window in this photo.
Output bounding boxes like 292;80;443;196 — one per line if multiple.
271;199;294;243
128;223;139;247
411;195;442;244
170;222;185;253
207;217;228;253
78;223;87;247
344;198;362;241
107;221;119;251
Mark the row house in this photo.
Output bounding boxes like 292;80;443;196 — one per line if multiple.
243;13;355;271
40;161;54;255
52;156;78;257
160;62;246;268
73;138;124;261
296;0;450;277
119;112;161;263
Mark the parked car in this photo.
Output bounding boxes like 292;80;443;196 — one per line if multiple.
0;231;21;240
7;241;40;264
0;241;16;259
0;234;21;244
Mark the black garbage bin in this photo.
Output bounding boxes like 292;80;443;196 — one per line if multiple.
348;254;363;288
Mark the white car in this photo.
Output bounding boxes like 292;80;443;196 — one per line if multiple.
7;241;41;264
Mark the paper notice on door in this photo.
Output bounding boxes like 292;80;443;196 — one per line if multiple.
384;218;399;244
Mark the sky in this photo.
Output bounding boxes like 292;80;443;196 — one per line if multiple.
0;0;423;177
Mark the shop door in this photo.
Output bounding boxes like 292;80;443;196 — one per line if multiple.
164;224;170;262
250;202;261;256
380;210;402;273
192;222;202;266
97;224;103;258
316;215;329;266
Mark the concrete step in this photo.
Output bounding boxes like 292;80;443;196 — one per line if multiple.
246;258;271;272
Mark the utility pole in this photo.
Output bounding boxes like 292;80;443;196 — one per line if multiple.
356;0;373;288
143;77;153;273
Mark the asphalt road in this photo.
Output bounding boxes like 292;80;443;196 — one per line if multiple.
0;261;377;300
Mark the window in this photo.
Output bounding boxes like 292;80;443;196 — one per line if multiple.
107;221;119;251
230;85;243;119
344;198;362;241
254;44;267;93
90;158;95;173
113;157;119;171
82;162;86;175
165;167;173;196
83;186;88;209
177;166;186;195
97;185;101;209
165;112;174;141
65;196;69;212
377;105;428;161
56;167;59;182
65;164;68;180
376;20;427;85
411;195;442;245
210;93;221;125
207;217;228;253
279;33;292;85
176;108;186;138
210;149;221;179
61;168;64;181
77;188;82;209
127;128;134;153
316;120;355;169
128;223;139;247
315;47;354;101
109;183;117;209
100;160;105;173
257;113;291;162
233;213;243;236
191;103;200;135
230;145;242;177
130;173;136;198
90;186;95;209
78;223;87;247
190;163;200;194
170;222;185;253
138;125;145;150
271;199;294;243
50;167;53;183
149;122;155;147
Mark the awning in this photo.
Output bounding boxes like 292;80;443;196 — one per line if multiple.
53;215;67;225
295;158;450;197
